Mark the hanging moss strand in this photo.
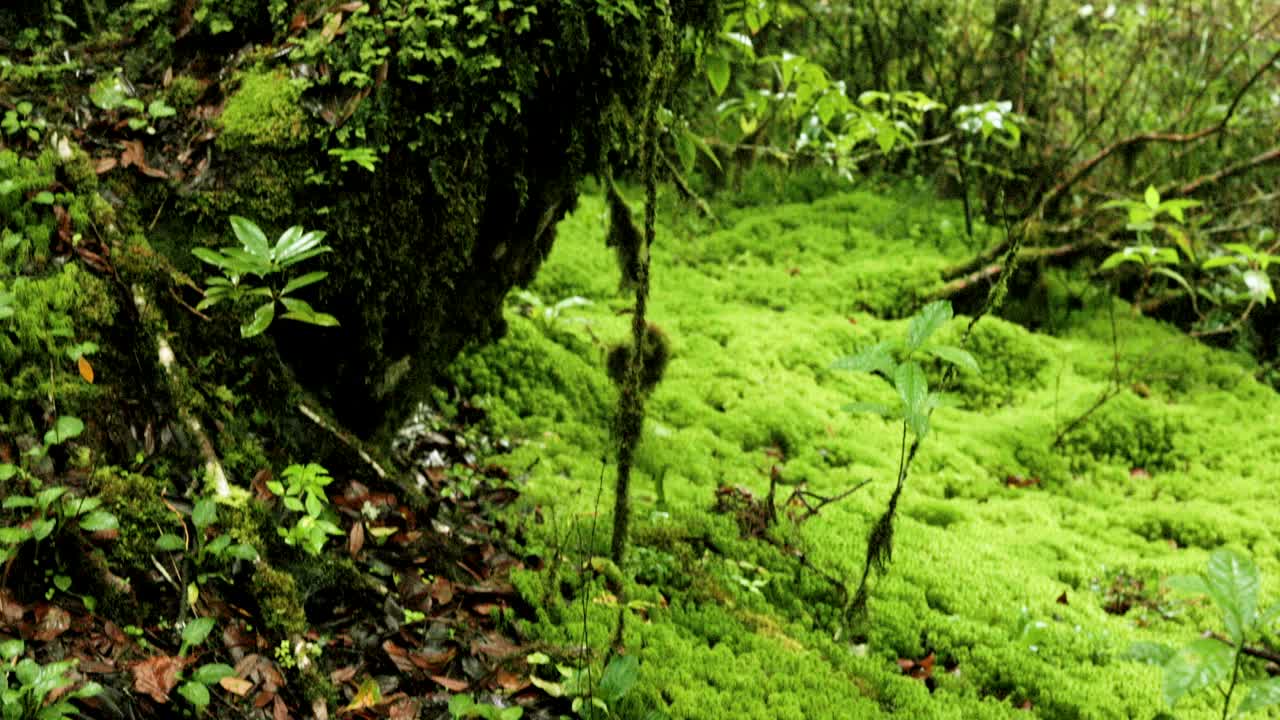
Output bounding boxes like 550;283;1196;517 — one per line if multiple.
610;2;673;567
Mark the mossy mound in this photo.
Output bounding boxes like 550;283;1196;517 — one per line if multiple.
444;180;1280;719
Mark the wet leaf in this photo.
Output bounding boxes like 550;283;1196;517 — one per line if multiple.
132;655;184;703
78;356;94;383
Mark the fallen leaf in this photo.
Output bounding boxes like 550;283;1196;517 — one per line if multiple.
273;693;290;720
348;521;364;558
388;699;419;720
220;677;254;696
330;666;358;684
1130;468;1151;479
132;655;184;703
34;604;71;641
312;698;330;720
382;640;416;675
430;675;469;692
0;590;25;625
78;356;94;384
94;157;118;174
342;677;381;712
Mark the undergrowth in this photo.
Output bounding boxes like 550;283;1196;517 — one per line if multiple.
446;171;1280;719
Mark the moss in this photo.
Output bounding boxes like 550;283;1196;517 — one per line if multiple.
165;74;205;111
89;468;181;582
442;183;1280;719
216;69;309;151
252;563;308;638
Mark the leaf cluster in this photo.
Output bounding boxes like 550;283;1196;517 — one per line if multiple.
1129;548;1280;716
0;639;100;720
267;463;343;557
193;216;339;338
832;301;978;439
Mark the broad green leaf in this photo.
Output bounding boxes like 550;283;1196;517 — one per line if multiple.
1198;256;1239;270
35;486;68;510
241;301;276;338
705;53;730;96
1144;185;1160;210
1126;641;1175;666
895;362;929;438
597;655;639;703
229;216;270;258
924;345;979;374
1239;678;1280;714
271;226;304;263
78;510;118;532
225;543;259;561
192;498;217;529
1101;250;1144;271
280;271;328;296
276;229;328;265
0;639;22;660
44;415;84;445
1206;548;1260;644
3;495;34;509
29;518;55;541
0;464;16;481
178;680;210;708
1152;267;1195;297
156;533;186;551
1162;638;1233;708
181;617;216;652
831;341;896;376
906;301;952;350
205;534;231;555
673;128;695;174
192;663;235;685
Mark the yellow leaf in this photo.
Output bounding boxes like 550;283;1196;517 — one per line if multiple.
342;677;381;712
78;356;94;384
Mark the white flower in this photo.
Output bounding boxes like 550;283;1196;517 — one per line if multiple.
1078;4;1094;18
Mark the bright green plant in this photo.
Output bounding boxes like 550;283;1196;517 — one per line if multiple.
88;73;177;134
1;424;118;571
832;300;979;614
327;146;380;172
155;497;258;610
174;617;235;713
527;653;648;720
267;463;343;556
1;102;45;144
1129;548;1280;718
832;300;978;440
193;216;339;338
448;694;523;720
0;639;101;720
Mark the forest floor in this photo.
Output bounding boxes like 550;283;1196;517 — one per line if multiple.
441;175;1280;720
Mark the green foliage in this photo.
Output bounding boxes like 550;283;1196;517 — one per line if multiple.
216;70;309;150
0;639;101;720
1;101;46;144
448;694;524;720
527;653;646;720
174;617;235;712
833;300;977;439
267;463;343;556
0;430;118;567
155;495;258;611
1129;548;1280;717
193;215;339;338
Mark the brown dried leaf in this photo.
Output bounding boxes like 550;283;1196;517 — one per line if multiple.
430;675;469;692
0;590;26;625
382;640;416;675
388;698;420;720
408;647;455;674
330;666;357;684
94;156;118;174
34;604;71;641
273;693;290;720
348;521;364;558
132;655;184;703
